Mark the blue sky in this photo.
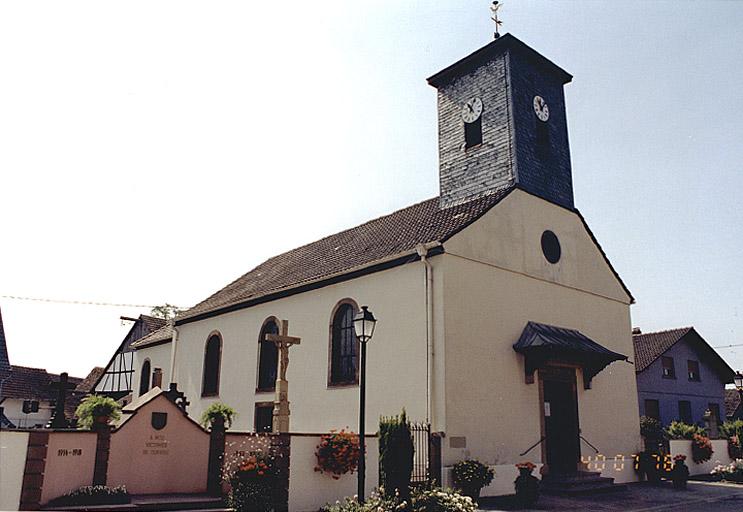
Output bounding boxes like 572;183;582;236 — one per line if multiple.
1;1;741;377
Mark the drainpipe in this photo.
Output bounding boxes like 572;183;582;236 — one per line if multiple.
416;242;441;426
168;320;180;386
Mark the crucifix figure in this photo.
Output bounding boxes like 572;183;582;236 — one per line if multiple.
47;372;77;429
491;1;503;39
265;319;301;433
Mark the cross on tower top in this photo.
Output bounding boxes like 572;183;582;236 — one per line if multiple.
491;1;503;39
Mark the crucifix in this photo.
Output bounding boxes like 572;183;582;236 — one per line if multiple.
47;372;77;429
265;319;301;433
491;1;503;39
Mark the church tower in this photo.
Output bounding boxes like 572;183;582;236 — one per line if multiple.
427;34;574;209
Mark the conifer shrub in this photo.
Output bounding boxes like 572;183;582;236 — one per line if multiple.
379;409;414;499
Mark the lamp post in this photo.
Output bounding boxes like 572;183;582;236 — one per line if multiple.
353;305;377;503
735;371;743;399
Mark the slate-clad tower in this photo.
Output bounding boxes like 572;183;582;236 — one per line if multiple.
428;34;574;209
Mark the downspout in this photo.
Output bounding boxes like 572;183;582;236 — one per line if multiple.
169;319;180;386
416;242;441;426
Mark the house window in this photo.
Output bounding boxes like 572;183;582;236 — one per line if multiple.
152;367;163;389
329;302;359;385
662;356;676;379
257;320;279;391
202;334;222;397
679;400;692;424
464;118;482;148
688;360;701;381
139;360;151;396
255;403;273;433
709;403;721;424
644;399;660;421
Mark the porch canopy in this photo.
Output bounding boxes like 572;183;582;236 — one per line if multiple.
513;321;628;389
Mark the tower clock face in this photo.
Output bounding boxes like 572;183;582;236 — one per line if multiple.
461;97;483;123
533;95;549;122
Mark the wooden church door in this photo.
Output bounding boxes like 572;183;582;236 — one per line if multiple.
541;368;580;474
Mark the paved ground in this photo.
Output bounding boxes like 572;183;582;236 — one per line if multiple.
478;481;743;511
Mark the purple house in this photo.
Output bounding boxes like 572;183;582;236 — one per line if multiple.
633;327;735;427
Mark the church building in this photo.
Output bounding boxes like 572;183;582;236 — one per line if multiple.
131;33;641;491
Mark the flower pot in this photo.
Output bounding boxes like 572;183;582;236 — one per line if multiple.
459;485;480;501
514;470;539;508
94;415;110;425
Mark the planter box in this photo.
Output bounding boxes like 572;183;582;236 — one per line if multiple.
669;439;732;476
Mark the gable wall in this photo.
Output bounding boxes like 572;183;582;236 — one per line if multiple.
636;336;727;426
173;262;429;433
440;190;638;465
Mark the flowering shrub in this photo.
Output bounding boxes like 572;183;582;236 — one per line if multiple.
692;433;714;464
452;459;494;490
224;449;276;512
515;461;537;472
712;459;743;483
234;452;273;480
321;487;476;512
315;429;361;479
673;454;687;463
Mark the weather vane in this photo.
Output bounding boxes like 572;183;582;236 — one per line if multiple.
491;1;503;39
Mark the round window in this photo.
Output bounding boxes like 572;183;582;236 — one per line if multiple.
541;230;561;264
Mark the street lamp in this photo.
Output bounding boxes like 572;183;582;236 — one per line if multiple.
735;371;743;393
353;305;377;503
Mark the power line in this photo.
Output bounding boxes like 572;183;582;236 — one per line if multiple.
712;344;743;349
0;294;168;309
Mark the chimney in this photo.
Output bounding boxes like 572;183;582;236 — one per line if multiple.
632;327;642;335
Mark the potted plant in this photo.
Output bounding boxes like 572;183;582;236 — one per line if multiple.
671;454;689;490
514;462;539;507
75;395;121;429
314;429;361;479
199;402;236;430
452;459;494;501
692;433;714;464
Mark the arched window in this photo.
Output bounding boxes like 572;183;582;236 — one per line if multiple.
257;320;279;391
329;302;358;385
202;333;222;396
139;359;151;396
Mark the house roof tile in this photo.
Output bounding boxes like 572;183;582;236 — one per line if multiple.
177;187;517;324
632;327;693;372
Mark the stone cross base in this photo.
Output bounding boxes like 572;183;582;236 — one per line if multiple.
273;379;290;433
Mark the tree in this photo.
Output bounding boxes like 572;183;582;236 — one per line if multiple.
150;303;181;320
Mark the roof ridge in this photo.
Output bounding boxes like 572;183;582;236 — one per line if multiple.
633;326;693;338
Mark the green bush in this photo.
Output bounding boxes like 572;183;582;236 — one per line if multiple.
452;459;494;492
75;395;121;429
379;409;414;498
666;421;706;440
228;479;272;512
640;416;665;439
200;402;237;429
720;420;743;440
47;485;129;507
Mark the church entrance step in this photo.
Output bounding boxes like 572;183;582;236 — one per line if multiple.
540;471;627;495
43;493;228;512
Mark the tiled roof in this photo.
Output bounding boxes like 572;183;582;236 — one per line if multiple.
177;187;517;324
725;389;741;419
140;315;167;334
0;307;11;376
632;327;693;372
75;367;105;393
131;324;173;349
1;365;83;401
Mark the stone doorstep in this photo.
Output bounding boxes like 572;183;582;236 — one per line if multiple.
42;493;226;512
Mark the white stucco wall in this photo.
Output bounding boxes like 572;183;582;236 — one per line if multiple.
0;430;28;511
173;262;428;433
288;435;379;512
440;190;640;468
2;398;53;428
132;343;172;398
669;439;732;476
